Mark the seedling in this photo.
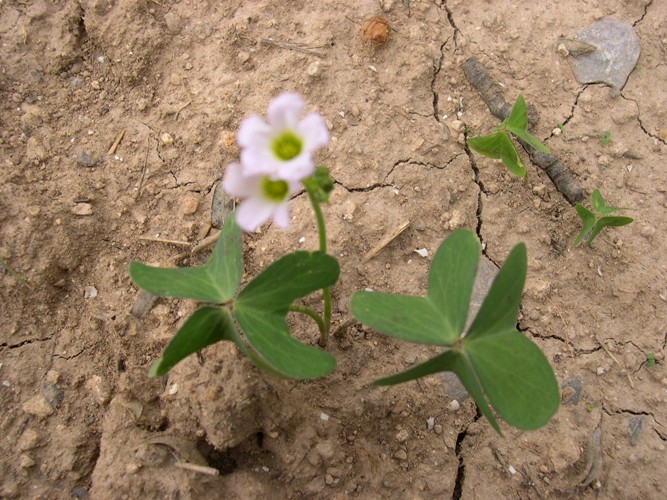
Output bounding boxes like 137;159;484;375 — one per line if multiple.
351;230;559;433
646;352;656;367
574;189;633;246
130;215;339;379
467;95;550;177
601;130;612;145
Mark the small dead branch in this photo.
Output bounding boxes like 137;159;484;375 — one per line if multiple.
174;462;220;476
138;236;192;248
260;38;325;58
107;129;126;155
363;221;411;262
463;58;584;204
174;100;192;121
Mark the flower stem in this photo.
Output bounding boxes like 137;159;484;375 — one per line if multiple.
288;304;325;334
304;184;332;347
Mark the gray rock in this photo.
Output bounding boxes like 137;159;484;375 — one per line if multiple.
561;19;640;90
76;151;97;167
628;415;643;446
561;376;582;405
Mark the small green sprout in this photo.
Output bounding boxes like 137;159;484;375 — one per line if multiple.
601;130;612;145
557;123;565;132
467;95;549;177
586;402;595;413
0;257;28;285
574;189;633;247
646;352;656;367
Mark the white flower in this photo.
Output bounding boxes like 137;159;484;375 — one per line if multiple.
237;92;329;182
222;163;300;232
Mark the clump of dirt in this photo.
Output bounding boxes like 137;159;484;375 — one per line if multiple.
1;0;666;498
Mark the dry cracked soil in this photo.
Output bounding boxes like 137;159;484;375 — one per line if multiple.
1;0;666;498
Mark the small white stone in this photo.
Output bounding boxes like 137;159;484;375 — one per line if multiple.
84;286;98;299
160;133;174;146
307;61;322;77
427;417;435;430
168;383;178;395
320;412;330;421
448;400;460;411
508;465;517;475
415;248;429;258
596;367;605;375
298;237;306;243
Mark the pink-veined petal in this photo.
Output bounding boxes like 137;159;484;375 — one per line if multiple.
272;202;291;228
222;163;257;198
298;112;330;151
235;197;274;232
237;115;271;149
267;92;304;128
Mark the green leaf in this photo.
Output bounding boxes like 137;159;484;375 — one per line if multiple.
586;216;633;246
129;215;242;303
506;95;528;130
466;243;527;340
428;230;479;336
149;306;236;377
590;189;628;215
351;293;453;345
573;204;596;246
468;131;526;177
463;329;560;430
504;95;549;153
510;128;550;154
234;251;339;379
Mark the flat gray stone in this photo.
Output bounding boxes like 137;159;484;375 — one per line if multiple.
561;19;640;90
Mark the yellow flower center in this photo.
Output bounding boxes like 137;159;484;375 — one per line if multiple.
261;177;289;202
271;130;302;161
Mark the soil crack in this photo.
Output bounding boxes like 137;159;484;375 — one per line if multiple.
0;336;55;350
632;0;654;26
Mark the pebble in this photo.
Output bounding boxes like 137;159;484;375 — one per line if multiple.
19;454;35;469
181;195;199;216
394;449;408;461
395;429;409;443
307;61;322;78
40;382;63;408
450;120;465;133
84;286;98;299
316;440;335;461
561;376;582;405
552;127;562;136
27;206;41;217
76;151;97;167
640;225;656;239
22;395;54;418
427;417;435;430
380;0;395;12
131;290;158;318
86;375;111;405
434;424;443;435
71;203;93;216
596;367;605;375
237;51;250;64
17;428;41;451
26;136;47;162
160;132;174;146
448;400;460;411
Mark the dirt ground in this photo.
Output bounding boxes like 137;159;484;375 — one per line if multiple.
1;0;666;498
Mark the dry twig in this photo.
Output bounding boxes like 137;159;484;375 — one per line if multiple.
107;129;126;155
260;38;325;58
363;221;411;262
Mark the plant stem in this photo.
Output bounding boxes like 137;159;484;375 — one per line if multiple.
305;184;332;347
288;304;325;334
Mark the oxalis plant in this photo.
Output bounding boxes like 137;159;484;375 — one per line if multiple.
467;94;549;177
129;93;559;431
574;189;633;247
